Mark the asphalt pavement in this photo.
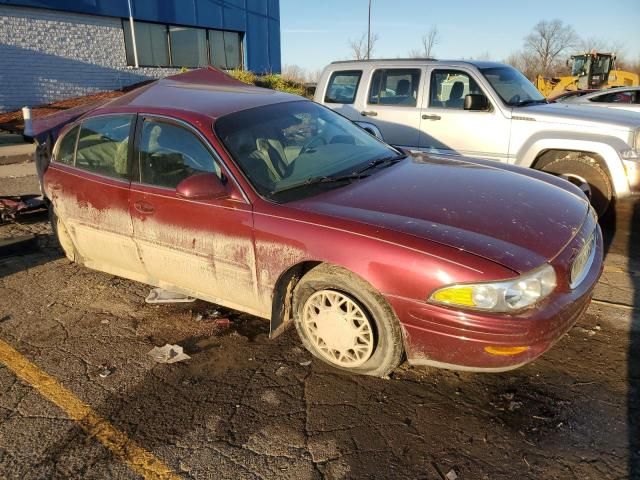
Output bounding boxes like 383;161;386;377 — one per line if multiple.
0;165;638;480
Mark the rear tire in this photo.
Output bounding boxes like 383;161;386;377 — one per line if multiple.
540;154;612;216
293;264;403;377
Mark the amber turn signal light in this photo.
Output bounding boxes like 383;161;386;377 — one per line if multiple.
484;346;530;356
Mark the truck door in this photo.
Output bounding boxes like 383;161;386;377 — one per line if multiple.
418;68;511;161
356;68;424;147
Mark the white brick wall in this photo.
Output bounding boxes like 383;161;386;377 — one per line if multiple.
0;5;176;112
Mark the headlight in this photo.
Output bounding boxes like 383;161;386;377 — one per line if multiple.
429;264;557;313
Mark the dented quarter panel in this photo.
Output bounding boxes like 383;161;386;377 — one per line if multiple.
44;165;148;282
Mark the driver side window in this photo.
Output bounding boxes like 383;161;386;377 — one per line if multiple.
430;70;481;109
137;119;220;189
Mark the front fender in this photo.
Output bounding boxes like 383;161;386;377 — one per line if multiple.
515;131;631;197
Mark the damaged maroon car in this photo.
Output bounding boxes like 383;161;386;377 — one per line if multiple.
41;68;603;376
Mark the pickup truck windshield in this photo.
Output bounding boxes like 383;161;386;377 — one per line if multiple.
216;100;399;202
481;66;546;106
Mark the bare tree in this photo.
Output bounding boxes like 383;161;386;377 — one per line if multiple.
504;50;539;81
524;19;579;76
422;26;440;58
348;32;379;60
281;64;307;83
409;25;440;58
580;36;625;54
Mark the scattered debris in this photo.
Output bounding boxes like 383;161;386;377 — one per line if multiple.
508;401;523;411
445;469;459;480
212;317;231;328
46;301;56;308
0;195;46;224
98;366;115;378
145;288;195;304
299;360;312;366
147;344;191;363
100;319;109;325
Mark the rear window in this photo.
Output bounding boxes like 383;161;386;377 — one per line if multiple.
324;70;362;104
75;115;134;179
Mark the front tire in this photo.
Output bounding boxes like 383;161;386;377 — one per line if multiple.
540;154;612;216
293;264;403;377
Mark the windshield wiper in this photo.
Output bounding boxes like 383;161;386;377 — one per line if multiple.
514;99;547;107
270;173;369;195
353;153;407;175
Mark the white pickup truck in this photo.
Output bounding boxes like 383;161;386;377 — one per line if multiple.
314;59;640;215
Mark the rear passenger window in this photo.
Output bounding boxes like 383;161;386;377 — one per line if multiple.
75;115;134;179
324;70;362;104
368;69;420;106
137;119;220;189
55;125;79;165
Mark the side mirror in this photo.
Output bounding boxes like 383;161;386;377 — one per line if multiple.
176;173;229;200
353;121;385;141
464;94;489;111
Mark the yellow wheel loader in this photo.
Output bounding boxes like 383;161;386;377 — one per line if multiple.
536;52;639;98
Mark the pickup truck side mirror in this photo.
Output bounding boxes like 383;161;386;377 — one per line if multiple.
176;172;229;200
464;94;489;111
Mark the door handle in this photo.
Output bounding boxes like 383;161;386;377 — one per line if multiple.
421;114;441;120
360;110;378;117
134;200;154;214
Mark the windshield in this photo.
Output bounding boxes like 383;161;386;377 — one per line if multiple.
591;55;611;75
571;55;590;76
480;66;546;106
215;101;398;202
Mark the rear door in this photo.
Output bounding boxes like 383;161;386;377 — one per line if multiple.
418;68;511;160
128;115;261;314
45;114;147;281
358;68;424;147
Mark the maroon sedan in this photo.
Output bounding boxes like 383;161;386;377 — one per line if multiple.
42;68;603;376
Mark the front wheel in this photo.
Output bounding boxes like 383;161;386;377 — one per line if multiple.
293;265;403;377
540;154;612;216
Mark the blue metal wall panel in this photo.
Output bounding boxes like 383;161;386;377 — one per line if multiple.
0;0;280;72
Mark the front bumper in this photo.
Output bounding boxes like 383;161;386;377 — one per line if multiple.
388;224;604;372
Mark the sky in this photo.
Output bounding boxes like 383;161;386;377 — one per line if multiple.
279;0;640;75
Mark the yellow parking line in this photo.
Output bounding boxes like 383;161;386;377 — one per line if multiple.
0;339;180;480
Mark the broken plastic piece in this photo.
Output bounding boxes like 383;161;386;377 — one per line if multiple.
145;288;195;304
147;344;191;364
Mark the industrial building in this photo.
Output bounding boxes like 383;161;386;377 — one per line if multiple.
0;0;281;112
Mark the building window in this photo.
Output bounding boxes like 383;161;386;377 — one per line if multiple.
169;26;207;68
123;20;243;70
123;21;169;67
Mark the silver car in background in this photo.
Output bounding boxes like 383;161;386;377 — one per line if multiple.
559;86;640;113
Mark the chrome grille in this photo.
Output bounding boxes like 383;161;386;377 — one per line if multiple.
570;233;596;289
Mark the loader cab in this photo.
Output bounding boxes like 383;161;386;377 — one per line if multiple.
570;53;614;89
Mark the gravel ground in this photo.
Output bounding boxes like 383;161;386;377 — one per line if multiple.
0;169;638;479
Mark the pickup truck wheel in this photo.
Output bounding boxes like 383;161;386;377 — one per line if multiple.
293;265;403;377
540;155;612;216
49;203;76;261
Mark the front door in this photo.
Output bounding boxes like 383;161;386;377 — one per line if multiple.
357;68;424;147
128;116;260;314
45;114;147;282
418;68;511;161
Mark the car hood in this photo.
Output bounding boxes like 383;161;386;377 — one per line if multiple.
519;102;640;130
288;154;590;273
